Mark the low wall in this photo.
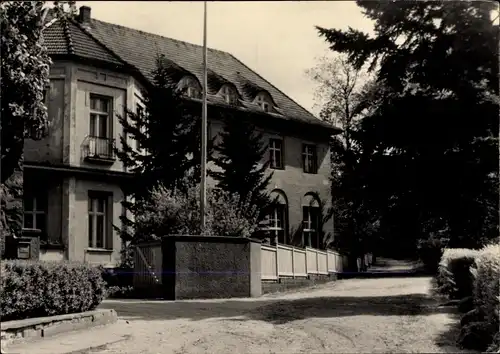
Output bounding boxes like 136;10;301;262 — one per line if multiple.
0;309;117;348
158;236;261;300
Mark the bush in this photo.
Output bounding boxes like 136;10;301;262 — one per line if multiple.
0;260;106;322
437;248;480;299
458;244;500;351
135;184;261;239
101;267;135;299
417;234;448;274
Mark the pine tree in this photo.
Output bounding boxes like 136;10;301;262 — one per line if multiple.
209;112;273;221
116;54;212;242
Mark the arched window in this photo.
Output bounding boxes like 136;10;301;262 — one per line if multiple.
302;193;322;249
179;76;202;99
254;91;273;112
219;84;238;105
267;190;289;245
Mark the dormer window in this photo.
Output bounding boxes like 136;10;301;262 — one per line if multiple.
219;84;238;105
255;92;272;112
179;76;202;99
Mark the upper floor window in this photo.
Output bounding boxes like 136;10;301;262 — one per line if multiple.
179;76;202;99
302;144;318;174
23;191;47;233
269;138;284;169
219;84;238;105
255;92;272;112
90;95;112;139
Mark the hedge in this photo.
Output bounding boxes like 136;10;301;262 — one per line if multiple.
458;244;500;352
0;260;106;322
437;248;480;300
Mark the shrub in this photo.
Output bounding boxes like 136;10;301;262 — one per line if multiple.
135;184;260;239
0;260;106;322
101;267;135;299
437;248;480;299
417;234;448;274
472;245;500;344
458;244;500;351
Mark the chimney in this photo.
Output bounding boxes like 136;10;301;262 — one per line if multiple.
78;6;91;26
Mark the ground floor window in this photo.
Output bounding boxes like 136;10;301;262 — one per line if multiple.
302;205;321;248
268;203;286;244
88;192;111;249
23;191;47;233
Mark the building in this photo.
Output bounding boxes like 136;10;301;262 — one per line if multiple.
24;6;340;266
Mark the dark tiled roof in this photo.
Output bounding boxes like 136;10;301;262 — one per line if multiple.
43;16;336;130
43;19;126;67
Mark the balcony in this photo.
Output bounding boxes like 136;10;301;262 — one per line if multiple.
83;136;116;164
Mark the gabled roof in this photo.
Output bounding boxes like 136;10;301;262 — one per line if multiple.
42;14;337;131
43;19;127;68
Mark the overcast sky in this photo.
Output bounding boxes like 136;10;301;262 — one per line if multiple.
75;1;374;115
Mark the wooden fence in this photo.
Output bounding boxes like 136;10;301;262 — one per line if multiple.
132;241;162;288
261;243;349;281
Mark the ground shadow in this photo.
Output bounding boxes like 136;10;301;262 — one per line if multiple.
99;293;456;323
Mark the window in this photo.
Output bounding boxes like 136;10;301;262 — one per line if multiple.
268;203;286;244
23;192;47;232
255;92;272;112
269;139;284;169
88;193;110;249
302;196;321;249
89;95;111;138
302;144;318;174
135;103;144;153
219;84;238;105
179;76;202;99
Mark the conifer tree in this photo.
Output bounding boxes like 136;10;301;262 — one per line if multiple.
209;112;273;221
116;54;212;242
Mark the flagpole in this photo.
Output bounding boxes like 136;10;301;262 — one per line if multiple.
200;0;208;231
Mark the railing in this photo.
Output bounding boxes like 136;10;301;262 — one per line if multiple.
133;242;162;288
261;243;350;280
83;136;116;162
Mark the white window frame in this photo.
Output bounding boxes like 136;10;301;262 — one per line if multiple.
180;76;202;99
23;196;46;231
220;84;237;105
269;139;283;169
89;95;111;138
303;205;320;249
303;144;317;174
268;203;286;244
88;195;108;249
255;93;271;112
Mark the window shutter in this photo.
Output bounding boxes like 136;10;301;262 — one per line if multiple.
106;194;113;250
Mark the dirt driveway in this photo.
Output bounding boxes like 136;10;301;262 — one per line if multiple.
87;276;470;354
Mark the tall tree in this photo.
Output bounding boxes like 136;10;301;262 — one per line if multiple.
116;55;212;241
307;54;381;259
209;112;273;222
316;0;499;251
0;1;52;184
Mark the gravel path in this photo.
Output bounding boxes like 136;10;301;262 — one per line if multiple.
84;276;470;354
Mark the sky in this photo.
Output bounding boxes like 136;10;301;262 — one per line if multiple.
75;1;374;116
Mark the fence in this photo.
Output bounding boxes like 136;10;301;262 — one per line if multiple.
133;241;162;288
261;243;349;281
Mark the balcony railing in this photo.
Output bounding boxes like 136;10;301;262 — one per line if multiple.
83;136;116;164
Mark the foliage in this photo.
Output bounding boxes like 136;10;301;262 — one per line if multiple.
209;111;273;222
456;244;500;351
134;183;261;239
417;233;448;274
316;0;499;255
0;169;23;257
437;248;480;299
0;1;52;184
0;260;106;322
115;54;213;242
101;267;134;299
307;53;381;257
